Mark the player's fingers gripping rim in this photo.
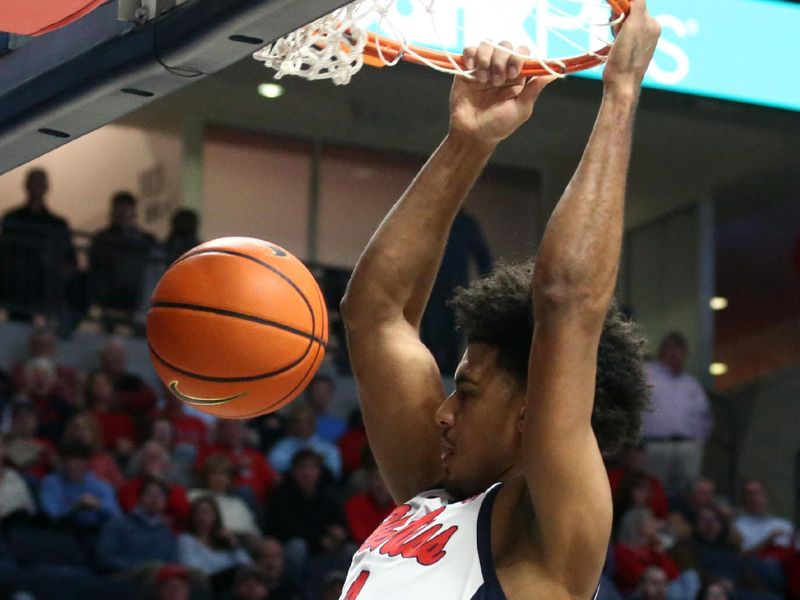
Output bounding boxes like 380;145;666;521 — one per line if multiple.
474;41;497;83
462;46;478;72
507;45;530;80
490;41;514;86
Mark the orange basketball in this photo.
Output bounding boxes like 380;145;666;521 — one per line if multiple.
146;237;328;419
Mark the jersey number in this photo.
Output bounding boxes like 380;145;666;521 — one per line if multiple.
345;570;370;599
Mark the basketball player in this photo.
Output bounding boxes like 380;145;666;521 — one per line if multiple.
339;1;661;598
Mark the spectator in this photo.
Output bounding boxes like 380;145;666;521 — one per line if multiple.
189;455;261;538
264;450;346;570
10;325;81;406
337;409;367;479
15;356;74;441
98;337;158;416
153;564;192;600
89;191;157;323
0;168;75;320
632;566;669;600
0;434;36;522
118;440;190;529
305;374;346;443
86;369;137;458
673;478;732;524
252;537;304;600
127;416;194;487
3;402;57;481
96;477;178;573
734;479;794;554
614;507;680;594
609;444;670;521
421;209;492;375
268;405;342;479
229;566;271;600
39;441;120;531
150;385;209;450
344;462;394;545
642;332;713;496
320;571;347;600
696;581;731;600
196;420;277;505
164;208;201;265
61;412;126;489
177;496;252;576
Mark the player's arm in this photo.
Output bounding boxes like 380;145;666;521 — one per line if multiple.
521;2;660;596
342;45;552;503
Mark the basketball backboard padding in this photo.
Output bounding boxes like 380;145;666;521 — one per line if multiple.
0;0;349;174
0;0;106;36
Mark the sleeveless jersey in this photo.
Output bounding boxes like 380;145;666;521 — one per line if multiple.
339;483;503;599
339;483;601;600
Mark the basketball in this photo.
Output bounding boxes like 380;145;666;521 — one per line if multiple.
146;237;328;419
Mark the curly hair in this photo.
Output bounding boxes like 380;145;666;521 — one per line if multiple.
450;260;649;454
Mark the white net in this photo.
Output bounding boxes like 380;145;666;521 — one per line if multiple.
253;0;624;85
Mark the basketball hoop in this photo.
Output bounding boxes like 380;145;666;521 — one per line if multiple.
253;0;630;85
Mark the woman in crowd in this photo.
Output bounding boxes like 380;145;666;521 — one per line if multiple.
177;496;252;577
85;369;136;460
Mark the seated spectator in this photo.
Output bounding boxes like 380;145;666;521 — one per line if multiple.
672;505;785;597
119;441;190;529
164;208;201;265
696;581;731;600
150;385;209;450
734;479;794;555
85;369;136;458
320;571;347;600
153;564;192;600
305;374;346;443
631;566;669;600
345;461;394;545
195;420;277;505
190;455;261;538
89;191;157;323
264;450;346;570
337;409;367;479
672;477;733;524
3;402;57;481
15;356;74;441
608;444;670;521
0;434;36;522
269;405;342;479
98;337;158;416
10;325;81;406
62;412;126;489
252;537;305;600
614;507;680;594
96;477;178;573
177;496;252;576
229;566;271;600
39;441;120;531
0;168;75;321
130;417;194;487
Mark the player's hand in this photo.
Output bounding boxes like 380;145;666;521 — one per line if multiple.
602;0;661;93
449;42;555;147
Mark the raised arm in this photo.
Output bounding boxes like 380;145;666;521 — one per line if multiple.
342;45;552;503
520;1;660;596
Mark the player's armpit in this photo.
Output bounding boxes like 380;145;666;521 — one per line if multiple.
346;317;446;504
520;317;612;599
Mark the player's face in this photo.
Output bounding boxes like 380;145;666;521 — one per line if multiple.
435;343;524;500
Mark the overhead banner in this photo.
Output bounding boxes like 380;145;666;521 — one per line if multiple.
366;0;800;112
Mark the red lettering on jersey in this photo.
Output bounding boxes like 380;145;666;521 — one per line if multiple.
345;570;370;599
359;505;458;566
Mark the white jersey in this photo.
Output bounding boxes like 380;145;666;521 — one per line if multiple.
339;483;504;600
339;483;602;600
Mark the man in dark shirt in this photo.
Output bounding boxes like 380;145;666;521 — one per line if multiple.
0;168;75;320
89;191;157;324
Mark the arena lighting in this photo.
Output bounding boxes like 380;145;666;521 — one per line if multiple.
709;297;729;311
709;363;729;376
257;83;284;99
